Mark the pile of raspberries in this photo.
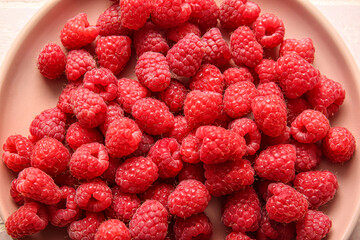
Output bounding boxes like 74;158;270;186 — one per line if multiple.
3;0;357;239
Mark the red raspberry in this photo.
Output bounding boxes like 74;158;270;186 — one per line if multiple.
296;210;332;240
17;167;61;205
202;28;232;67
96;3;132;36
166;33;205;77
120;0;153;30
65;49;96;81
306;75;345;118
189;64;225;94
222;187;261;232
95;219;130;240
276;52;320;99
254;144;296;183
10;179;27;205
292;141;321;172
83;68;118;102
290;109;330;143
227;232;254;240
322;127;356;163
204;159;254;197
261;126;291;147
252;95;287;137
280;38;315;63
105;117;142;158
158;79;188;113
230;26;263;68
131;133;155;157
2;135;33;172
253;13;285;48
68;212;105;240
96;36;132;75
66;122;104;150
166;22;201;43
180;132;201;163
168;179;210;218
141;182;174;209
117;78;149;113
223;67;254;87
100;102;125;134
57;81;81;114
178;163;205;183
187;0;220;29
5;202;48;239
266;183;308;223
174;212;212;240
132;98;175;135
255;59;278;84
151;0;191;28
37;43;66;79
101;157;121;185
164;116;191;143
220;0;260;29
286;98;310;125
60;13;99;49
257;82;284;101
148;138;183;178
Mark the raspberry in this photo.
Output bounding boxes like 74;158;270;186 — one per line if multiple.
280;38;315;63
223;81;258;118
166;33;205;77
53;170;81;188
16;167;61;205
37;43;66;79
266;183;308;223
10;179;27;205
158;79;188;113
29;107;66;142
286;98;310;125
180;132;201;163
100;102;125;134
131;133;155;157
186;0;219;29
292;141;321;172
290;109;330;143
68;212;105;240
230;26;263;68
120;0;153;30
65;49;96;81
166;22;201;43
222;187;261;232
178;163;205;183
189;64;225;94
226;232;254;240
257;82;284;101
129;200;168;240
322;127;356;163
141;182;174;209
132;98;175;135
101;157;121;185
168;179;210;218
223;67;254;87
66;122;104;150
252;95;287;137
83;68;118;102
255;59;278;84
57;81;82;114
96;36;132;75
5;202;48;239
105;117;142;158
214;107;232;128
305;75;345;118
202;28;232;67
95;219;131;240
148;138;183;178
253;13;285;48
151;0;192;28
60;13;99;49
115;157;159;194
174;212;212;240
164;116;191;143
296;210;332;240
117;78;149;113
220;0;260;29
276;52;320;99
96;3;132;36
204;159;254;197
2;135;33;172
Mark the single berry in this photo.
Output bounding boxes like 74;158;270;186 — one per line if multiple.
189;64;225;94
65;49;96;81
141;182;175;210
255;59;278;84
178;162;205;183
95;219;131;240
220;0;260;29
134;22;169;56
83;68;118;102
66;122;104;150
37;43;66;79
296;210;332;240
2;135;33;172
10;179;26;205
159;79;188;113
164;116;191;143
223;67;254;87
166;22;201;43
202;28;232;67
187;0;220;29
96;3;132;36
286;98;310;125
180;132;201;164
257;82;284;101
120;0;153;30
151;0;191;28
280;38;315;63
117;78;149;113
253;13;285;48
68;212;105;240
174;212;212;240
292;141;321;172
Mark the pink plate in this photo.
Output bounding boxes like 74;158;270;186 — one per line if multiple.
0;0;359;239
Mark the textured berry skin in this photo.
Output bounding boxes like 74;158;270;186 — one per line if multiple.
65;49;96;81
220;0;260;29
66;122;104;150
100;102;125;135
257;82;284;101
75;180;112;212
164;116;191;143
5;202;48;239
190;64;224;94
101;157;121;185
296;210;332;240
159;79;187;113
223;67;254;87
276;52;320;99
166;22;201;43
286;98;310;125
222;187;261;233
151;0;191;28
60;13;99;49
226;232;254;240
166;33;205;77
293;141;321;172
38;43;66;79
117;78;149;113
290;109;330;143
131;133;155;157
95;219;131;240
168;179;210;218
280;38;315;63
174;212;212;240
2;135;33;172
322;127;356;163
17;167;61;205
202;28;232;67
230;26;263;68
120;0;153;30
129;200;168;240
255;59;278;84
253;13;285;48
141;182;174;209
266;183;308;223
204;159;254;197
187;0;220;29
180;132;201;163
178;162;205;183
57;81;81;114
10;179;26;205
132;98;175;135
83;68;118;102
68;212;105;240
96;36;132;75
96;3;132;36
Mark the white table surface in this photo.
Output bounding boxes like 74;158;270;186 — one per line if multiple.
0;0;359;239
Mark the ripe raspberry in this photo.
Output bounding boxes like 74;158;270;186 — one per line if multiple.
57;81;81;114
305;75;345;118
83;68;118;102
178;163;205;183
75;180;112;212
223;81;258;118
68;212;105;240
132;98;175;135
266;183;308;223
65;49;96;81
131;133;155;157
166;22;201;43
255;59;278;84
141;182;174;210
158;79;188;113
5;202;48;239
286;98;310;125
202;28;232;67
96;3;132;36
257;82;284;101
290;109;330;143
37;43;66;79
230;26;263;68
10;179;27;205
189;64;225;94
204;159;254;197
117;78;149;113
226;232;254;240
174;212;212;240
168;179;210;218
100;102;125;134
276;52;320;99
180;132;201;163
96;36;132;75
253;13;285;48
60;13;99;49
105;117;142;158
164;116;191;143
187;0;219;29
66;122;103;150
2;135;33;172
120;0;153;30
296;210;332;240
292;141;321;172
322;127;356;163
220;0;260;29
151;0;191;28
16;167;61;205
280;38;315;63
95;219;130;240
223;67;254;87
166;33;205;77
101;157;121;185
